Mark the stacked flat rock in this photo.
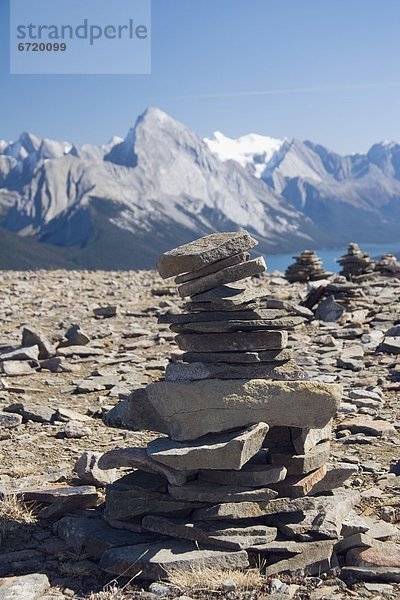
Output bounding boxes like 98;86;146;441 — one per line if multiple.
337;243;375;281
285;250;329;283
98;232;353;579
375;254;400;277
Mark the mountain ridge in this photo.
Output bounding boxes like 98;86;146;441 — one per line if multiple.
0;107;399;269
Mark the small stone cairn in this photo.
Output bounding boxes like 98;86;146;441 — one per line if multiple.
97;232;357;580
285;250;329;283
375;253;400;278
337;243;375;281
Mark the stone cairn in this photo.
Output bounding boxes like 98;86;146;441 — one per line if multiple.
375;253;400;278
284;250;329;283
337;243;375;281
97;232;358;580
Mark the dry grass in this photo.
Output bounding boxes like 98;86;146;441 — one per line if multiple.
0;494;37;538
167;566;265;592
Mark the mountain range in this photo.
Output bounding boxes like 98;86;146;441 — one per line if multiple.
0;107;399;269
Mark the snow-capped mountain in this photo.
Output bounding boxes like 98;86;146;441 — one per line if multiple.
0;108;399;269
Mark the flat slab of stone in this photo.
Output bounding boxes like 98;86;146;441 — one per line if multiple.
268;441;331;475
180;349;293;364
189;284;265;309
147;423;269;471
157;232;257;279
55;515;160;558
291;422;332;454
310;463;357;495
341;566;400;583
105;472;197;520
135;380;342;441
0;574;50;600
165;360;307;382
175;331;288;352
270;466;327;498
175;252;250;283
22;325;56;359
264;540;335;576
171;317;304;333
192;497;319;521
178;257;266;298
199;464;287;487
99;540;249;579
167;480;277;503
0;346;39;362
98;447;194;486
337;417;396;437
159;309;288;324
141;515;277;550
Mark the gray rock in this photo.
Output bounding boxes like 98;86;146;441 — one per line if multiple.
4;402;56;423
57;346;104;357
177;256;266;298
170;316;304;333
269;465;328;498
264;540;335;576
268;441;331;475
167;480;277;503
291;421;333;454
180;348;293;364
157;231;257;279
105;471;196;520
315;297;344;322
341;566;400;583
175;330;288;352
97;447;193;486
192;497;320;521
0;573;50;600
309;463;357;495
99;540;249;579
61;324;90;346
129;379;342;441
187;284;265;311
165;360;307;382
0;361;36;375
64;420;92;439
74;451;118;487
55;515;160;558
175;251;250;283
199;464;287;487
380;337;400;354
159;308;288;324
0;412;22;429
22;325;56;359
93;306;117;318
147;423;269;471
0;345;39;361
141;515;277;550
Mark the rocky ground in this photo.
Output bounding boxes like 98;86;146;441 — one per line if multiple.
0;268;399;600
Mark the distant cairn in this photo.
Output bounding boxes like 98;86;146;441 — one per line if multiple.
337;243;375;281
285;250;329;283
375;253;400;278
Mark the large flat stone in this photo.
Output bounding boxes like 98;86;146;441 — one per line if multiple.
0;574;50;600
269;466;328;498
263;540;335;576
178;257;266;298
180;349;293;364
147;423;268;471
291;421;333;454
105;472;197;520
159;308;288;324
55;515;161;558
341;566;400;583
175;331;288;352
99;540;249;579
171;316;304;333
175;252;250;283
268;441;331;475
157;232;257;279
167;480;277;503
189;284;265;309
199;464;287;487
192;497;320;521
135;380;342;441
310;463;357;495
141;515;277;550
165;360;306;382
97;447;194;486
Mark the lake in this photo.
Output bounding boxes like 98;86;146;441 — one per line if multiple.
265;242;400;273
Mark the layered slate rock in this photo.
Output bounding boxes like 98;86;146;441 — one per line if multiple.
90;231;355;581
337;243;375;281
157;231;257;279
285;250;330;283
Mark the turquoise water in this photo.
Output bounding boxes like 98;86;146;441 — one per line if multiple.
266;242;400;273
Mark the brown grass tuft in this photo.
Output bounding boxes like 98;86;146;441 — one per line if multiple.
166;566;265;592
0;494;37;539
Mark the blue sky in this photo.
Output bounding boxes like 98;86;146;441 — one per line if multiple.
1;0;400;153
